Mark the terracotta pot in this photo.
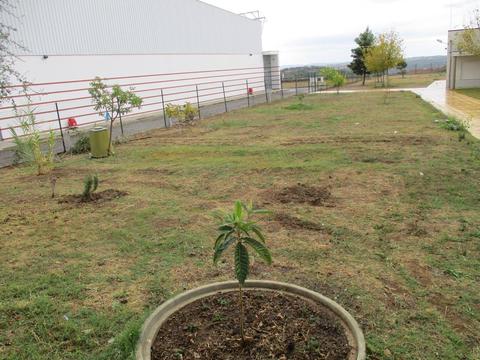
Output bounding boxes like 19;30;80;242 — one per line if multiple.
137;280;366;360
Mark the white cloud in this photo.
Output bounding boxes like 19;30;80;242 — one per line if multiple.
202;0;479;64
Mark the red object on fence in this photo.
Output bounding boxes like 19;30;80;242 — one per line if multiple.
67;118;78;128
248;87;254;95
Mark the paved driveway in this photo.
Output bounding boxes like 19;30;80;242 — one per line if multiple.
414;80;480;139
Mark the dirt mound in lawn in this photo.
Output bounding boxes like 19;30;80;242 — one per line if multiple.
58;189;128;205
270;183;333;206
274;212;329;232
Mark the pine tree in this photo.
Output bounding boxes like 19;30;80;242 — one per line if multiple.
348;27;375;85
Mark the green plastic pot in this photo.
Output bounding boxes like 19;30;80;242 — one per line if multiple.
89;126;110;158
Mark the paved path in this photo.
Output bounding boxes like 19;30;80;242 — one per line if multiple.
413;80;480;139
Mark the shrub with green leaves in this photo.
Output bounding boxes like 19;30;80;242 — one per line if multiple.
213;200;272;342
70;134;90;154
320;67;346;94
10;110;55;175
82;174;99;201
165;102;198;125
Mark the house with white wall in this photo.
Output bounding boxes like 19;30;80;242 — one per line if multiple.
447;28;480;89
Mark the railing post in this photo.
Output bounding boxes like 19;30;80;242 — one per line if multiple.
161;89;168;128
54;102;67;153
295;75;298;96
195;85;201;120
264;81;269;103
246;79;250;107
281;76;284;99
222;82;228;112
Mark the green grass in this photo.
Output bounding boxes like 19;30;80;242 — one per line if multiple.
1;92;479;359
345;72;446;90
456;88;480;100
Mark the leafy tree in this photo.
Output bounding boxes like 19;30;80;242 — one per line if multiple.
348;27;375;85
396;59;408;78
88;78;142;155
0;0;27;102
457;9;480;56
213;201;272;343
364;31;404;88
320;67;346;94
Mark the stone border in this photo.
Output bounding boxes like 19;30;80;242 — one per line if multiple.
136;280;366;360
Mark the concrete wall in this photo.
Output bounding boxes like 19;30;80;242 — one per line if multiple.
447;29;480;89
0;54;266;139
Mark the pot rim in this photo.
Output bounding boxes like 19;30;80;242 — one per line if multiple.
136;280;366;360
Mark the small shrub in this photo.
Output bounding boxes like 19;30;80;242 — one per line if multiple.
213;200;271;343
70;134;90;154
440;117;469;132
82;174;99;201
10;110;56;175
285;94;313;111
165;102;198;125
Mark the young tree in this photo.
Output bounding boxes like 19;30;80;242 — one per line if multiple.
348;27;375;85
320;67;346;94
0;0;27;102
88;78;142;155
364;31;404;88
457;9;480;56
213;201;271;343
396;59;408;78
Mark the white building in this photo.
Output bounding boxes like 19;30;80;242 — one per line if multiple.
0;0;280;139
447;28;480;89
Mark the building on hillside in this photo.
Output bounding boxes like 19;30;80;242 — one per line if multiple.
0;0;280;138
447;28;480;89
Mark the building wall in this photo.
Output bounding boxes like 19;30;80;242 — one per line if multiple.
2;0;263;56
447;29;480;89
0;0;269;139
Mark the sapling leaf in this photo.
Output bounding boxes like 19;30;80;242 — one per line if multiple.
242;237;272;265
235;243;249;285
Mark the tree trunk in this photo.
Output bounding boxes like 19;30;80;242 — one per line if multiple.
362;72;366;86
239;284;245;344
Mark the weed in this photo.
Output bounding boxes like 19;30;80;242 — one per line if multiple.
10;109;56;175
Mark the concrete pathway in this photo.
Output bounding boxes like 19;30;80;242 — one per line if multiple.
413;80;480;139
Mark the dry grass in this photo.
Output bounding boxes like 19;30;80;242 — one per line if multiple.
0;91;479;359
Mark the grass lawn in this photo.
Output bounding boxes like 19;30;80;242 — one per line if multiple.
456;88;480;100
345;72;446;90
1;92;479;359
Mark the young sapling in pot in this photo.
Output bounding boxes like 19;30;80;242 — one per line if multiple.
213;200;272;344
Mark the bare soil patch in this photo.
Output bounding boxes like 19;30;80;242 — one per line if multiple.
266;183;333;207
274;212;330;232
58;189;128;205
152;290;350;360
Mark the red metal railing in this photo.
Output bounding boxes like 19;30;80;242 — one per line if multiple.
0;65;281;140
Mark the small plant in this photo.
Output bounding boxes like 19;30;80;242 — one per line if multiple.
10;109;56;175
213;200;272;343
82;174;99;201
70;133;90;154
165;102;198;125
440;117;470;135
285;94;313;111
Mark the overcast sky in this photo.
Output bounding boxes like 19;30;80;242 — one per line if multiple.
204;0;479;65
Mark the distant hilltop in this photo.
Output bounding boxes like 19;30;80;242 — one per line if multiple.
282;55;447;78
